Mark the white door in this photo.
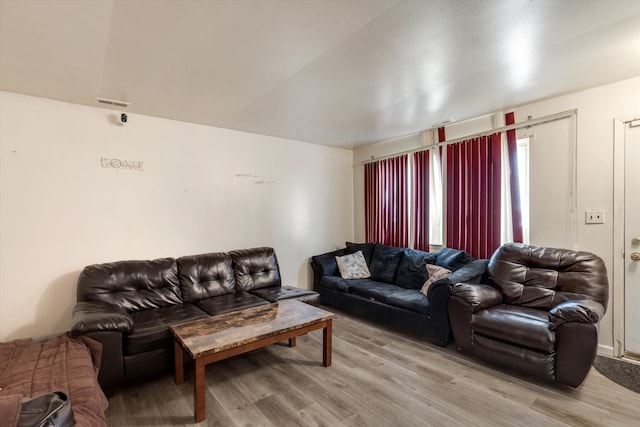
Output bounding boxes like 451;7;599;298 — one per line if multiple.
625;120;640;359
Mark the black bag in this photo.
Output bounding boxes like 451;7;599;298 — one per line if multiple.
18;391;75;427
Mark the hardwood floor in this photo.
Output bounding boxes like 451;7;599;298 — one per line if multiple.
105;306;640;426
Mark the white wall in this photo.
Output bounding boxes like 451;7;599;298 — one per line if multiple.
0;91;354;341
353;76;640;350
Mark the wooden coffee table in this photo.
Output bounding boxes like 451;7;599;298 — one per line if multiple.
169;299;334;422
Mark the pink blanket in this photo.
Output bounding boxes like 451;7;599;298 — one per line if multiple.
0;332;108;426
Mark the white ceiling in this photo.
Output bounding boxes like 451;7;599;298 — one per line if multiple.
1;0;640;149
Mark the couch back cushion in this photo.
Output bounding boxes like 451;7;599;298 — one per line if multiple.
177;252;236;302
369;244;405;284
345;242;375;264
435;247;475;271
488;242;609;309
77;258;182;312
229;247;281;291
395;249;437;289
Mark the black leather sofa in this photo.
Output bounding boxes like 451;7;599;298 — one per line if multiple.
448;243;609;387
311;242;487;346
71;247;318;393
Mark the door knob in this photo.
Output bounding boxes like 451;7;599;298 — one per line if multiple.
632;252;640;261
633;237;640;245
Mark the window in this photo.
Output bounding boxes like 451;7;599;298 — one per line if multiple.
364;134;529;256
517;137;530;243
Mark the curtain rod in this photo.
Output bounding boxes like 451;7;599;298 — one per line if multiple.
360;109;577;165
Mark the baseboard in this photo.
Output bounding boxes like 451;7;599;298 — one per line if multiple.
597;344;614;357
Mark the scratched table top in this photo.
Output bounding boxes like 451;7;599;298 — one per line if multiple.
169;299;334;359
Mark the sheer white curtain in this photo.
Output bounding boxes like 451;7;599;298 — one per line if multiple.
429;148;444;246
500;136;514;244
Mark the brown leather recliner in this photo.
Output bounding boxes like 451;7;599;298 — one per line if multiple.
448;243;608;387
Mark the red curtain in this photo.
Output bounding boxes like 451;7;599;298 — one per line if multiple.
412;150;429;251
446;133;502;258
505;112;523;242
364;155;409;247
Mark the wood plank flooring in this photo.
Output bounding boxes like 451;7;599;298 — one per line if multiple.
105;306;640;426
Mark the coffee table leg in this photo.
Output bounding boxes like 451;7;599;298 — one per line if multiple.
194;358;206;422
174;340;184;385
289;336;296;347
323;319;332;367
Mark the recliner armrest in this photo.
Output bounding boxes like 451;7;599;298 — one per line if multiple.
446;259;488;284
426;259;488;300
72;301;133;334
451;282;503;313
549;300;605;328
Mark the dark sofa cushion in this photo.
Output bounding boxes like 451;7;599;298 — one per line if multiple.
348;281;406;305
125;303;208;355
77;258;183;312
319;276;353;293
177;252;236;302
229;247;281;291
435;247;475;271
195;292;269;315
395;249;438;289
385;289;431;315
345;242;375;264
369;244;404;283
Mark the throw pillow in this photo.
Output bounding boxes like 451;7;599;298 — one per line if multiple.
335;251;371;279
420;264;452;296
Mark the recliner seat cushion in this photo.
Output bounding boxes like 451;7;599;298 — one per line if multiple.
177;252;236;302
472;305;555;353
125;304;208;355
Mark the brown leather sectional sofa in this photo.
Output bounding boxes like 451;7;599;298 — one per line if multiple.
71;247;318;393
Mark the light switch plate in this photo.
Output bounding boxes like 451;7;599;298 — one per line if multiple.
585;209;605;224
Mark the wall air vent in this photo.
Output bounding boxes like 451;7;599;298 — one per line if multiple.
95;97;132;108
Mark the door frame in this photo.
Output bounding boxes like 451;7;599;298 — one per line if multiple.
613;115;640;358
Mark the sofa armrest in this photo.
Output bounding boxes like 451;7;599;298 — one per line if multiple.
451;282;504;313
310;249;346;288
72;301;133;334
549;300;605;328
426;259;488;300
446;259;488;284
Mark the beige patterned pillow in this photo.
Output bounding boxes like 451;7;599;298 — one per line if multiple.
420;264;452;295
336;251;371;279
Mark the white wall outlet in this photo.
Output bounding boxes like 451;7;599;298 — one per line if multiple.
585;209;605;224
